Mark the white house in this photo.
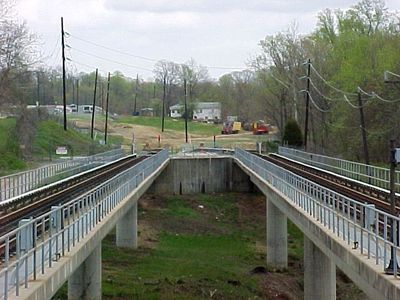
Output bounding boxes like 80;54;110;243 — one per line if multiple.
193;102;221;122
170;104;183;118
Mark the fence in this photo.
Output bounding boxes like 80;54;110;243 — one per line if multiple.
235;148;400;278
0;149;124;202
0;149;168;299
278;146;399;192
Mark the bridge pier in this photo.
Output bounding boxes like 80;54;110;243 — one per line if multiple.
266;197;287;269
116;201;138;248
68;243;102;300
304;236;336;300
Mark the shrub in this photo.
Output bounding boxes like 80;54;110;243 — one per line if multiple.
283;119;303;147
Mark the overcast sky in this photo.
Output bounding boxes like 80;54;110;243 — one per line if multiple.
16;0;400;80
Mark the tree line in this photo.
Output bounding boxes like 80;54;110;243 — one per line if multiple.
1;0;399;162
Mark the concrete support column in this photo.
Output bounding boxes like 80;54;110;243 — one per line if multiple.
266;197;287;269
68;243;102;300
116;202;138;248
304;236;336;300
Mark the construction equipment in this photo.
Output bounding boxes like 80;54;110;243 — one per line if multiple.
252;120;269;135
221;121;241;134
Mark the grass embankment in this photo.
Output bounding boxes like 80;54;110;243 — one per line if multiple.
0;118;123;175
0;118;26;172
33;120;122;159
117;116;221;136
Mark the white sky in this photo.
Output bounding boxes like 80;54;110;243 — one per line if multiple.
15;0;400;80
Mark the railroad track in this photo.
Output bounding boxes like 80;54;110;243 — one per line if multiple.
0;153;147;235
263;153;397;213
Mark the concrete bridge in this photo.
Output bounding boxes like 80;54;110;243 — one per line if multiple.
1;148;400;299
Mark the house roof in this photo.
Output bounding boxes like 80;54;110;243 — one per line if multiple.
196;102;221;109
170;104;183;110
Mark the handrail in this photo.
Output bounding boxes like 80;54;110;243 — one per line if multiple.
0;149;125;202
278;146;399;192
0;149;168;299
235;148;399;279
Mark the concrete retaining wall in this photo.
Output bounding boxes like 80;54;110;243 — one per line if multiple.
148;156;252;194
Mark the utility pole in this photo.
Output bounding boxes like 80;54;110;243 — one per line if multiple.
357;88;370;165
101;83;104;114
133;74;139;114
72;78;75;104
36;72;40;105
153;84;156;98
76;79;79;110
105;72;111;144
91;68;98;140
385;139;399;274
304;58;311;151
161;77;166;132
184;79;188;143
280;89;286;145
61;17;67;130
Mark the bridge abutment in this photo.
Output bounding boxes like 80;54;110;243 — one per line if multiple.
266;197;288;269
116;201;138;248
304;236;336;300
68;243;102;300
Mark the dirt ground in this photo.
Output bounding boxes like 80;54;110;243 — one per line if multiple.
73;118;275;151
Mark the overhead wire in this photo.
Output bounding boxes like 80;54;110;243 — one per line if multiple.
309;64;358;96
269;72;290;89
385;70;400;79
308;78;345;102
68;46;154;72
302;90;331;113
67;33;158;63
67;32;247;71
371;93;400;103
343;94;371;109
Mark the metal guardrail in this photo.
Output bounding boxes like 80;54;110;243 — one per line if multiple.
278;147;399;192
235;148;400;278
0;149;125;202
0;149;168;299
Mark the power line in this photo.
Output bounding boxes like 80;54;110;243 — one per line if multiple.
68;33;158;63
67;32;247;71
357;86;375;97
385;70;400;79
301;90;331;113
372;92;400;103
309;78;345;102
343;94;370;109
69;46;154;72
269;72;290;89
358;86;400;103
309;64;358;96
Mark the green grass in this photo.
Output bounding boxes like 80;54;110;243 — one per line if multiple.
100;194;265;299
33;120;121;159
102;233;261;299
0;116;124;176
0;118;26;172
117;116;221;136
53;193;309;299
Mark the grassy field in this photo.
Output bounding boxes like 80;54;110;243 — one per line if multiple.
117;116;221;136
54;193;308;299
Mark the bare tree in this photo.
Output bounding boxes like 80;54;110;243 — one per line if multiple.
0;0;37;106
153;60;180;115
180;58;209;101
